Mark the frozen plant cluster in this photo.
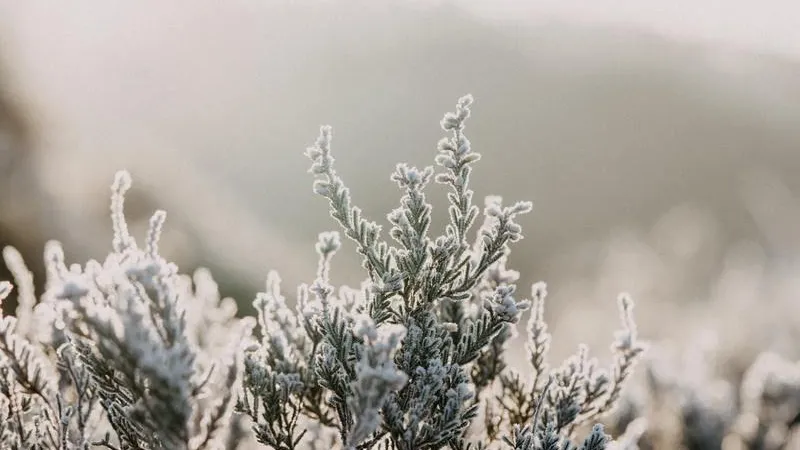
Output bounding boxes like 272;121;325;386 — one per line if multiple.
0;170;252;450
0;96;646;449
605;340;800;449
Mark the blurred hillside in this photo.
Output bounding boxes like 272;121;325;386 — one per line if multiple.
0;1;799;357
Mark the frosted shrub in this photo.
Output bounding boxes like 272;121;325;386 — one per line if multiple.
0;170;252;450
0;96;647;449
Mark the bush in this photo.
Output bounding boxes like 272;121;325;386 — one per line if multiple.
8;94;794;450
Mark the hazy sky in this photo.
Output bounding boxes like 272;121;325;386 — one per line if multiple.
3;0;800;61
453;0;800;59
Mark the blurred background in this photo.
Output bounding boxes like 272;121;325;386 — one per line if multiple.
1;0;799;375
